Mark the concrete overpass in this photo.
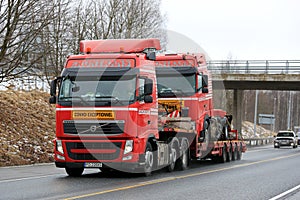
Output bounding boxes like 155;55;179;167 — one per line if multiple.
208;60;300;133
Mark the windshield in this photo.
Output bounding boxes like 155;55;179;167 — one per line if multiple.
157;74;196;97
277;132;294;137
58;75;136;106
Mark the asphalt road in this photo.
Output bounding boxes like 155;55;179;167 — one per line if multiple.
1;145;300;200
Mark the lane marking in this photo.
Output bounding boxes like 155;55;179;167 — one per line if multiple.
64;152;300;200
269;184;300;200
0;174;62;184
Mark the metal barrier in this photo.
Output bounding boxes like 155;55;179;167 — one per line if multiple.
207;60;300;74
243;138;274;147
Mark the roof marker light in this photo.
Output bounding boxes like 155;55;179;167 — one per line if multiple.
86;47;92;54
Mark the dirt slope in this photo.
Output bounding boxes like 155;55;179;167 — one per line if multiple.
0;90;55;166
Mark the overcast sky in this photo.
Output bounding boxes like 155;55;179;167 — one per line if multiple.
161;0;300;60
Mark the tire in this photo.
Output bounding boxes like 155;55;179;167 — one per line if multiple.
144;142;154;176
226;145;232;162
237;144;243;160
65;167;84;177
176;138;190;171
232;144;238;161
166;137;179;172
219;146;227;163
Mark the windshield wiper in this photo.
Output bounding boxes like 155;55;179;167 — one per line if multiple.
95;96;125;105
59;96;90;106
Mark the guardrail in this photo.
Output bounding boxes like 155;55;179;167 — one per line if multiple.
243;138;274;147
207;60;300;74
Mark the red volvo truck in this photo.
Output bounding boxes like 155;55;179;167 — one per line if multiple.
49;39;246;176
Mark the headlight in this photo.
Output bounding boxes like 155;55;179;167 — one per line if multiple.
124;140;133;155
56;140;64;154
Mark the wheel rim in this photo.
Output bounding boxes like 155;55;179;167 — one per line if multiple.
182;142;188;167
145;151;154;171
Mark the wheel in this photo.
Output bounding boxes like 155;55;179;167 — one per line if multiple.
65;167;84;177
219;146;227;163
166;137;179;172
237;144;243;160
232;144;238;161
226;145;232;162
144;142;154;176
176;138;190;171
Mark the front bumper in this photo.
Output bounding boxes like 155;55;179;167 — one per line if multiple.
274;141;295;147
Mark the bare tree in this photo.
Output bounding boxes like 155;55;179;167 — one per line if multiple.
0;0;56;83
69;0;166;44
0;0;167;84
38;0;72;80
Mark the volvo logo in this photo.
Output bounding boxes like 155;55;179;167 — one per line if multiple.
90;125;97;133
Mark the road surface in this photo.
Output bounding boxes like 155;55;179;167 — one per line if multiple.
1;145;300;200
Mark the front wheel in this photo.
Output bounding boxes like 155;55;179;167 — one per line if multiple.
144;142;154;176
65;167;84;177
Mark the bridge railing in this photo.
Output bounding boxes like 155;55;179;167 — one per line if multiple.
207;60;300;74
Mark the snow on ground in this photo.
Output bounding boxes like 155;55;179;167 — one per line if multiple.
0;76;49;92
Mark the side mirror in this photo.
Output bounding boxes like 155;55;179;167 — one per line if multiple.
49;78;59;104
202;75;208;88
202;88;209;93
49;96;56;104
50;79;57;96
144;95;153;103
202;75;209;93
144;78;153;95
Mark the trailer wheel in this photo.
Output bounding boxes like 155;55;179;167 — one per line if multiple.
232;144;238;161
144;142;154;176
219;146;227;163
65;167;84;177
237;144;243;160
176;138;190;171
166;137;179;172
226;145;232;162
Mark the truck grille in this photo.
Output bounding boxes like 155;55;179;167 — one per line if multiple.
63;120;124;135
66;142;122;161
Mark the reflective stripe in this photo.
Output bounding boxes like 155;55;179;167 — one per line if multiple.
56;107;138;111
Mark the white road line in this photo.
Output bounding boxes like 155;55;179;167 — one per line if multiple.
0;174;60;184
269;184;300;200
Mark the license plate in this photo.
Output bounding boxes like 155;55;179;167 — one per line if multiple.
84;162;102;168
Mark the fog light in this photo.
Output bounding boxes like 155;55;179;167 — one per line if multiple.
122;155;133;161
56;140;64;154
57;154;65;160
124;140;133;155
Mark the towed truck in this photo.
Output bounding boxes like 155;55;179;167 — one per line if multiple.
49;38;246;176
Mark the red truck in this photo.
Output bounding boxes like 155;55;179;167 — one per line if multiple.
49;38;246;176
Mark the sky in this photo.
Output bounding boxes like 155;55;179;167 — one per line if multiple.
161;0;300;60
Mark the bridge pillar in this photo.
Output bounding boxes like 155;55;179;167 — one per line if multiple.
233;89;243;134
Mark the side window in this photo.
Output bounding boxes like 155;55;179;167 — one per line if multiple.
139;78;145;97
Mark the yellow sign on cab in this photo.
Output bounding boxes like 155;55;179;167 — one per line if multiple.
72;110;115;120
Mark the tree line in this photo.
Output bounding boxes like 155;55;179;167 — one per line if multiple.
0;0;166;84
